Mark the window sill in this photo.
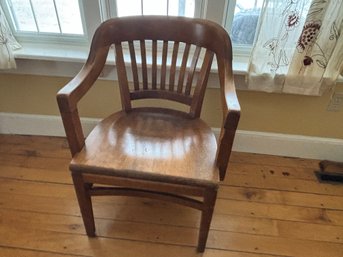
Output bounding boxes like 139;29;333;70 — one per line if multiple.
0;43;251;90
13;43;89;63
11;42;249;72
4;43;340;87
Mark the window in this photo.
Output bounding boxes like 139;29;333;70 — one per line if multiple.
100;0;203;21
1;0;207;44
224;0;264;55
1;0;88;44
116;0;196;17
0;0;263;62
5;0;83;34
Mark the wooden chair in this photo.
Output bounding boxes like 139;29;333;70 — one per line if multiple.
57;16;240;252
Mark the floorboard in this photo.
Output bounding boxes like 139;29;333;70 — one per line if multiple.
0;135;342;257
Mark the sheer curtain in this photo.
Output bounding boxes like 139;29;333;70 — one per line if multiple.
247;0;343;95
0;5;20;69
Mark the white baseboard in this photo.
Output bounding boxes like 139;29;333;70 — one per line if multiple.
1;112;342;162
230;130;343;162
0;112;97;137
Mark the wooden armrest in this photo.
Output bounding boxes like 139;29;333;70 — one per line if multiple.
57;65;96;157
57;42;110;156
57;64;96;112
223;78;241;127
216;62;241;180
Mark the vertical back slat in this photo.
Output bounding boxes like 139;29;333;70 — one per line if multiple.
190;49;214;118
169;42;179;91
152;40;157;89
160;41;168;90
140;40;148;90
128;41;140;91
115;43;132;111
185;46;201;96
177;43;191;94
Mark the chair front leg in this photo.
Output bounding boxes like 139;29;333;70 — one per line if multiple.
197;187;217;252
72;172;96;236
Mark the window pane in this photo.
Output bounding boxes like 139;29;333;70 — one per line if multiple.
230;0;263;45
116;0;142;17
168;0;179;16
55;0;84;34
6;0;84;35
9;0;37;32
31;0;59;33
168;0;195;17
143;0;167;15
184;0;195;17
116;0;196;17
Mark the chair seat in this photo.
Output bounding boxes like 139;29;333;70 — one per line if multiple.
70;108;219;186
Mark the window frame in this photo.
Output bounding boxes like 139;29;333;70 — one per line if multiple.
223;0;256;57
0;0;216;46
0;0;100;46
0;0;254;80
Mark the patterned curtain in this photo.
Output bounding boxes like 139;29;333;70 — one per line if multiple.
0;5;20;69
247;0;343;95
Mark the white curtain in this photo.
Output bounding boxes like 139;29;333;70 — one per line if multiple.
0;5;20;69
248;0;343;95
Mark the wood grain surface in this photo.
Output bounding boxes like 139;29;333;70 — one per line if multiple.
1;134;342;257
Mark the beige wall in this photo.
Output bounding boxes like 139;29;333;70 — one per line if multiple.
1;73;343;139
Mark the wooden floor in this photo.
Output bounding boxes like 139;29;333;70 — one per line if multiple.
0;134;342;257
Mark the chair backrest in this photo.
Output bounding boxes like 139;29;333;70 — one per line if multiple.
87;16;233;118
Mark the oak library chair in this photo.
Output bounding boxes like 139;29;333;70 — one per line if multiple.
57;16;240;252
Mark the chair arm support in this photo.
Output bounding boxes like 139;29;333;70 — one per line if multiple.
56;39;110;156
56;64;98;157
57;63;100;112
57;37;110;112
58;108;85;156
216;73;241;181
